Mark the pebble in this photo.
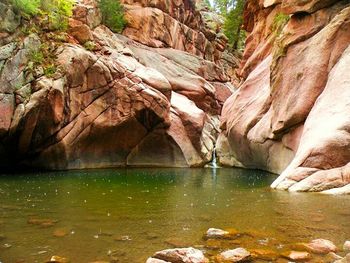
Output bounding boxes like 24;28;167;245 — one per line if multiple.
165;237;191;248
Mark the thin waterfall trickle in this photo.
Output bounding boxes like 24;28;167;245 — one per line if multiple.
211;148;217;169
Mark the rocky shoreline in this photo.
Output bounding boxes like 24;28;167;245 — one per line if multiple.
40;228;350;262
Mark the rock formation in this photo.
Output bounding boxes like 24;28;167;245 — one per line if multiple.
0;0;237;169
218;0;350;193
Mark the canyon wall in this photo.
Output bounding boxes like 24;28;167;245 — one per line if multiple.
0;0;237;169
217;0;350;193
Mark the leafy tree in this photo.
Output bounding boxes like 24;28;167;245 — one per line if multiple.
99;0;127;33
213;0;234;15
224;0;245;50
203;0;212;9
211;0;246;50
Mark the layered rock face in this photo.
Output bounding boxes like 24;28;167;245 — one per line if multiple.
0;0;236;169
218;0;350;193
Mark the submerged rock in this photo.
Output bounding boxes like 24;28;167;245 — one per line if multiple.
27;218;58;227
53;228;69;237
205;228;230;239
152;247;209;263
216;248;251;262
281;251;311;261
250;248;278;261
205;228;239;240
165;237;191;248
304;239;337;254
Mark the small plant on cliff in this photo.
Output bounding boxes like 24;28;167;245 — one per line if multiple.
41;0;75;31
272;13;290;36
29;49;44;65
11;0;40;17
11;0;74;31
99;0;127;33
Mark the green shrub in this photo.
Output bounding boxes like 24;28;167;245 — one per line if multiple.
44;64;56;77
272;13;290;36
99;0;127;33
41;0;75;31
11;0;40;17
29;49;44;65
84;41;96;51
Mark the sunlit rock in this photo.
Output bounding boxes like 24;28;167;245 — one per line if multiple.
146;258;171;263
47;255;70;263
304;239;338;254
152;247;209;263
216;248;251;262
344;241;350;251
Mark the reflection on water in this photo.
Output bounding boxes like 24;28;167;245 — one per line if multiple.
0;168;349;262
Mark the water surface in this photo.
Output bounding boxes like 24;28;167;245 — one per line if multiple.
0;168;349;262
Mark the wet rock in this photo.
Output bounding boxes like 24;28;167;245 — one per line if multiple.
47;255;70;263
165;238;191;248
146;258;171;263
344;241;350;251
250;248;278;261
216;248;251;262
53;228;69;237
2;243;12;248
281;251;311;261
145;232;159;240
205;228;238;240
27;218;58;227
304;239;337;254
206;228;230;239
153;247;209;263
113;235;132;241
205;239;224;250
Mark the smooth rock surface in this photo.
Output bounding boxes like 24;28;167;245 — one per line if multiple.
218;0;350;193
304;239;338;254
153;247;209;263
0;0;235;169
216;248;251;262
205;228;230;239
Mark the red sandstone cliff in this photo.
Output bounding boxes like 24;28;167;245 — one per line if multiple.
218;0;350;194
0;0;237;169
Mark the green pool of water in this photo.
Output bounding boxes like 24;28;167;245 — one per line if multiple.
0;168;349;262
